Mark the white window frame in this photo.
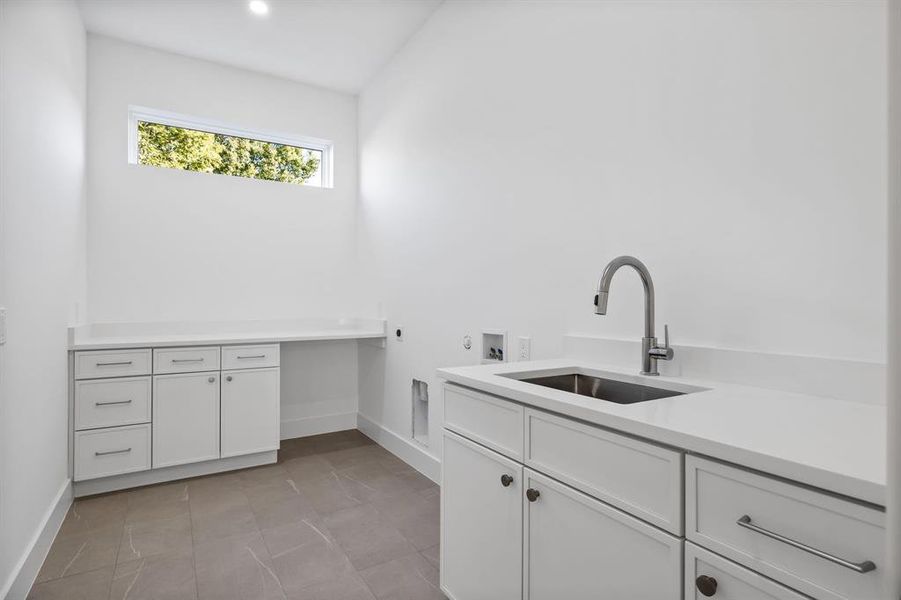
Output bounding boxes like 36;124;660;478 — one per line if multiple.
127;105;333;188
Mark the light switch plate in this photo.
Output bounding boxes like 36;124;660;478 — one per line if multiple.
0;307;7;345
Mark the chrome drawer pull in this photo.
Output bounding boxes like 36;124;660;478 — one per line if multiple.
95;399;133;406
171;358;204;363
95;447;132;456
237;355;266;359
96;361;133;367
737;515;876;574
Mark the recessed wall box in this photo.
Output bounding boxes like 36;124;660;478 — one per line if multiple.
481;330;507;365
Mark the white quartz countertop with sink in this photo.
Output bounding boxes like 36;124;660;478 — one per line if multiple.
437;358;886;507
68;318;387;350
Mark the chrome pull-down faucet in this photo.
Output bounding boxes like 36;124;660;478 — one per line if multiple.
594;255;674;375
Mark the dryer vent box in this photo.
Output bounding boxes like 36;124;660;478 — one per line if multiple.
412;379;429;447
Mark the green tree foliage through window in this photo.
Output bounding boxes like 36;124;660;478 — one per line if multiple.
137;122;321;185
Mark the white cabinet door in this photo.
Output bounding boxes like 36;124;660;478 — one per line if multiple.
221;367;280;458
524;468;682;600
153;372;220;468
441;430;523;600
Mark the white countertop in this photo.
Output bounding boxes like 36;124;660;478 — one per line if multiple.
437;358;886;507
68;318;387;350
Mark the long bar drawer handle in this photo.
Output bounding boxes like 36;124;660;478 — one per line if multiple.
95;447;132;456
736;515;876;573
96;361;133;367
171;358;204;363
237;355;266;359
95;399;133;406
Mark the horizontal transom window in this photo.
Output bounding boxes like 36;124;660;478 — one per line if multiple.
127;107;332;188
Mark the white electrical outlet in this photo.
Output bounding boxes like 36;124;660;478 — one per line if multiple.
518;336;531;361
0;307;6;345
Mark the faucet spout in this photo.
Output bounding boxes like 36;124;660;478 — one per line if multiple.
595;256;655;338
594;255;672;375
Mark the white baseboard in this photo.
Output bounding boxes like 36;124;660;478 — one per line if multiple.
2;478;72;600
280;412;357;440
356;413;440;483
73;451;277;497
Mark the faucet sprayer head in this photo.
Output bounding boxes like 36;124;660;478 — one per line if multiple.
594;291;609;315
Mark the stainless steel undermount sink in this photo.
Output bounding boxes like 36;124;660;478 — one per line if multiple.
504;371;700;404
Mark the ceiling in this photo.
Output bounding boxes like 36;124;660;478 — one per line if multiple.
77;0;442;93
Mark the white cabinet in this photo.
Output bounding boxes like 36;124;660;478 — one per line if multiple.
441;430;523;600
221;367;280;458
441;381;885;600
524;468;681;600
441;384;682;600
73;343;282;493
153;372;221;468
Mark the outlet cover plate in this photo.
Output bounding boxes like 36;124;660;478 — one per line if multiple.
518;336;531;361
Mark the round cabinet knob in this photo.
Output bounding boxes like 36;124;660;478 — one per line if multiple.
696;575;718;597
208;377;216;383
500;474;514;487
226;375;233;382
526;488;540;502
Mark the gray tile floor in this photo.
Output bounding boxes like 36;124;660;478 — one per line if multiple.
29;430;444;600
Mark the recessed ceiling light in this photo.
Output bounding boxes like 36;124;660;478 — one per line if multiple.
248;0;269;16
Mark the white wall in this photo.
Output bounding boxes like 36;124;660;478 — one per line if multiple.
87;35;361;323
86;36;364;438
0;1;86;596
357;1;888;464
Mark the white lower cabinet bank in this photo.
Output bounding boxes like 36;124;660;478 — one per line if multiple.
440;383;885;600
72;344;280;495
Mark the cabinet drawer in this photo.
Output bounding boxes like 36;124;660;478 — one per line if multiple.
686;456;884;600
75;349;151;379
525;408;682;534
75;376;151;430
222;344;280;370
153;346;220;374
74;424;151;481
686;542;810;600
444;384;523;461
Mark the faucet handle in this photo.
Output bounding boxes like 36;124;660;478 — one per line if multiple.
649;324;674;361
